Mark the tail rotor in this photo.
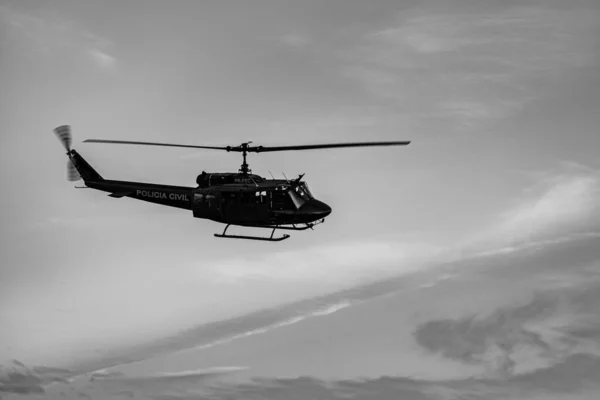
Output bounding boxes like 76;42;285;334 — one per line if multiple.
66;159;81;181
53;125;73;153
53;125;82;181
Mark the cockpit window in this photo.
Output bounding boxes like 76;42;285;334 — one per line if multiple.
287;187;306;209
298;183;313;199
291;184;311;202
286;183;313;209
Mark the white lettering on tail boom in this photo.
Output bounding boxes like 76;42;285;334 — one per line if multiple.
136;190;189;201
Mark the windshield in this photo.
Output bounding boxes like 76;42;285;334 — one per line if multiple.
299;182;313;199
287;188;306;209
286;183;314;209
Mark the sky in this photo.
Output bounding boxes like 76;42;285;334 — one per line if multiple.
1;0;600;370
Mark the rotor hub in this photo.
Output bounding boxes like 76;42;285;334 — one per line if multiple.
237;142;253;175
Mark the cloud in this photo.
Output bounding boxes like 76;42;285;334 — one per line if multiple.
150;355;600;400
14;355;600;399
69;255;463;379
502;174;598;235
490;163;600;247
0;4;118;72
414;281;600;379
87;48;118;71
0;360;72;394
0;361;44;394
372;14;490;54
7;240;600;399
89;366;247;383
280;33;311;48
457;162;600;257
1;362;245;399
341;4;599;131
9;267;600;399
205;238;447;287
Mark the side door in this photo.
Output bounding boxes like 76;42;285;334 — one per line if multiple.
230;191;257;225
192;189;223;222
222;190;269;225
254;190;270;222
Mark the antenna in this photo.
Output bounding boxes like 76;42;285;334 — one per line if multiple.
248;175;259;187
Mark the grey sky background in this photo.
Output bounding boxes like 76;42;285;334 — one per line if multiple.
1;0;600;369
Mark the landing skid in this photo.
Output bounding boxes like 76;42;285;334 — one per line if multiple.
214;224;290;242
213;219;325;241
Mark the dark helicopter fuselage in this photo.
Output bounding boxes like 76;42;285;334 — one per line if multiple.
87;178;331;226
79;156;331;228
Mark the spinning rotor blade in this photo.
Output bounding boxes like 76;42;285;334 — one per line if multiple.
66;159;81;181
83;139;229;151
83;139;411;153
54;125;73;151
247;141;411;153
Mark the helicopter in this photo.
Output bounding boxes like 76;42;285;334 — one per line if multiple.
54;125;410;241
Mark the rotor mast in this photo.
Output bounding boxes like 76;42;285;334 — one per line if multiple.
238;142;251;175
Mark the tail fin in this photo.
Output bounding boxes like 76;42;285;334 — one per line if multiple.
53;125;104;182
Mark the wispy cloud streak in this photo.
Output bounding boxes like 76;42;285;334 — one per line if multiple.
0;4;118;72
466;162;600;254
205;239;446;286
341;4;599;131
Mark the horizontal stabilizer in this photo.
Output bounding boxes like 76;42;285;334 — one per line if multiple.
108;192;132;198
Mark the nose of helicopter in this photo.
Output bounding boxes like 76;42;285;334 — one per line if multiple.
317;200;332;218
301;199;332;219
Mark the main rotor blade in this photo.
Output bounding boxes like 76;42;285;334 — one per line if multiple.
248;141;411;153
83;139;229;151
83;139;411;153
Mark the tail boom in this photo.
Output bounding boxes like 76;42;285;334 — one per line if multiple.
86;180;194;210
54;125;193;211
